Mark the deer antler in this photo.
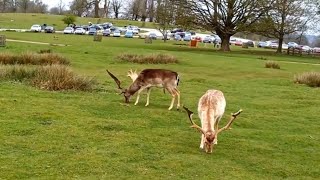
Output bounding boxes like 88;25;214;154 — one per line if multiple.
106;70;123;90
183;106;205;134
217;109;243;134
127;69;138;82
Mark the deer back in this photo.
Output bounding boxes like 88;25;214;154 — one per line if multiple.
197;90;226;131
134;69;179;87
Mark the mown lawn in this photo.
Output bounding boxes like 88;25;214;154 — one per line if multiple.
0;31;319;179
0;13;155;30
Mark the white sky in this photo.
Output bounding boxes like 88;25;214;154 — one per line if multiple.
42;0;72;10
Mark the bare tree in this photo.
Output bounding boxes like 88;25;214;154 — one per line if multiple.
186;0;274;51
70;0;94;16
111;0;122;19
57;0;65;15
103;0;111;17
251;0;318;53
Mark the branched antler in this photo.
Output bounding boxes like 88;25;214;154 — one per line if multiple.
217;109;243;134
107;70;122;90
183;106;205;134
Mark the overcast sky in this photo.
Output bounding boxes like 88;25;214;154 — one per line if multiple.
43;0;72;10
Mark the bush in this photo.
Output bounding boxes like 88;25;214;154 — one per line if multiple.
32;65;96;91
0;65;36;81
0;65;96;91
62;15;76;26
117;53;178;64
0;52;70;65
294;72;320;87
265;61;280;69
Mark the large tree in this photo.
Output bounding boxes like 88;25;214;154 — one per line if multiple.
186;0;274;51
251;0;318;53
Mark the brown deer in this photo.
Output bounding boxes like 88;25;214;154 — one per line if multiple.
183;90;242;153
107;69;180;110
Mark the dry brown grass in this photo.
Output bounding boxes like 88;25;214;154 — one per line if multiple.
0;52;70;65
294;72;320;87
265;61;280;69
0;65;95;91
117;53;178;64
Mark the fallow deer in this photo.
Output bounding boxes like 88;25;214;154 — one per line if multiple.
183;89;242;153
107;69;180;110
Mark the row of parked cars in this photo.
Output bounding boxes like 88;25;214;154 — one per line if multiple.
256;40;320;53
30;23;140;38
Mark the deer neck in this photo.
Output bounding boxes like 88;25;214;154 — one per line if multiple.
127;82;141;95
200;109;215;132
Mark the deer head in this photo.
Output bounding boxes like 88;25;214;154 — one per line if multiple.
183;106;242;153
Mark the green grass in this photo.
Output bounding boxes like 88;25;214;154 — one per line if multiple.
0;13;155;30
0;30;319;179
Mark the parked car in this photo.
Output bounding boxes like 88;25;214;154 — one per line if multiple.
183;34;192;41
235;41;243;46
88;27;97;35
229;38;237;45
171;28;183;33
125;30;134;38
174;34;181;41
301;45;311;52
113;30;121;37
74;27;86;35
288;42;298;48
270;42;278;49
63;27;74;34
257;41;267;48
149;32;157;40
282;44;288;50
202;36;213;43
312;47;320;53
44;26;55;33
246;41;254;47
30;24;42;32
102;29;111;36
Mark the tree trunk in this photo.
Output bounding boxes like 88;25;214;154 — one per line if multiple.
219;35;231;51
277;36;284;53
94;0;99;18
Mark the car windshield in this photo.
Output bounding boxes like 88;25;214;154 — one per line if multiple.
89;28;96;31
65;27;73;30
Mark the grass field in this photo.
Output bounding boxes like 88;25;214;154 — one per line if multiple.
0;13;155;30
0;29;320;179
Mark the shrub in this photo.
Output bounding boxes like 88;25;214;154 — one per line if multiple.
62;15;76;26
38;49;52;54
117;53;178;64
0;65;96;91
0;65;36;81
265;61;280;69
0;52;70;65
31;65;96;91
294;72;320;87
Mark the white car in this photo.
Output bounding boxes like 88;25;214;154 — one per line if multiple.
113;30;121;37
63;27;74;34
30;24;42;32
74;28;86;35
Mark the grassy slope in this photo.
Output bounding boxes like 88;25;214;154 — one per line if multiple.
0;31;319;179
0;13;155;30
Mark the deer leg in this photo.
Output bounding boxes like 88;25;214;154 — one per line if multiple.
200;134;205;149
167;88;175;110
214;116;222;145
134;87;148;105
145;87;151;106
174;88;180;110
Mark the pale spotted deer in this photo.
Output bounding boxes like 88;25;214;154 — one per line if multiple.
183;90;242;153
107;69;180;110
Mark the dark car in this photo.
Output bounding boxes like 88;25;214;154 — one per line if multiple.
44;26;55;33
171;28;183;33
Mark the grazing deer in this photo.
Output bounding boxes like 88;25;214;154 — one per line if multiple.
183;90;242;153
107;69;180;110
